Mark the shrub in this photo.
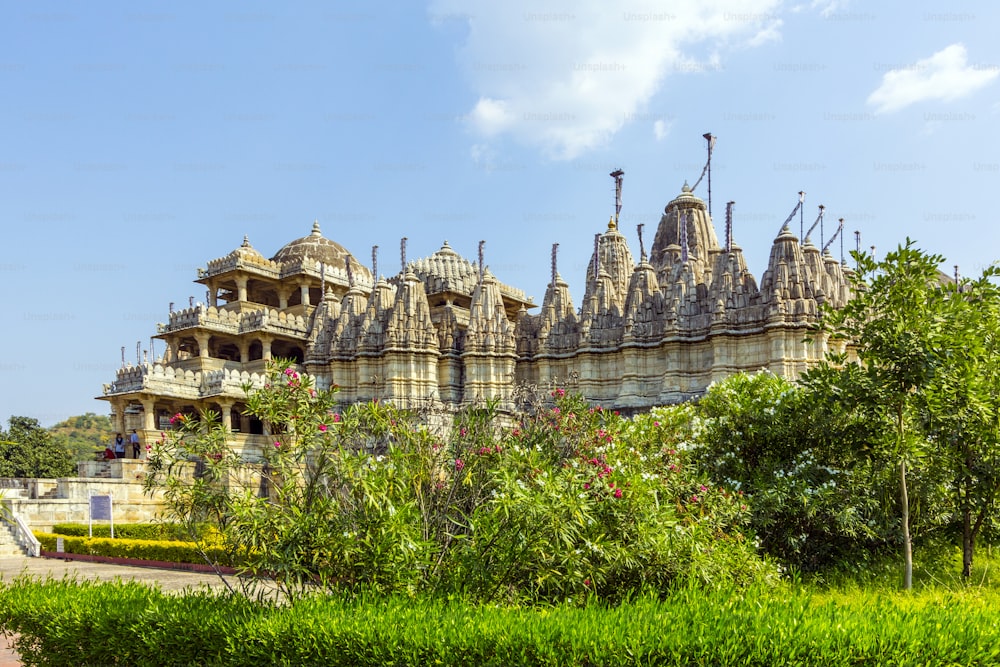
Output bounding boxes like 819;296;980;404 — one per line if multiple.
146;361;777;603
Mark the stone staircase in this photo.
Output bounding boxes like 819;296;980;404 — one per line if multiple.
0;520;26;557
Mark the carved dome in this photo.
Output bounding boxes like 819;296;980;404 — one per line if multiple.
408;241;483;295
227;235;267;262
271;221;369;280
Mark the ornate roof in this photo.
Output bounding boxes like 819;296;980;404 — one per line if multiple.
228;235;267;262
271;221;367;278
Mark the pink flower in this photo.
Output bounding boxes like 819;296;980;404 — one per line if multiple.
614;488;623;499
318;424;327;432
332;413;341;423
653;421;660;427
454;458;464;471
460;428;467;437
583;578;591;587
700;485;707;492
691;495;699;503
584;483;591;490
273;441;281;449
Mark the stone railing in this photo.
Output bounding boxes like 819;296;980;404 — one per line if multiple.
13;512;40;557
200;254;281;279
202;368;270;396
104;363;202;398
239;308;311;336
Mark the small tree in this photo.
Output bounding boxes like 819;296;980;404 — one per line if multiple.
822;241;951;589
922;266;1000;579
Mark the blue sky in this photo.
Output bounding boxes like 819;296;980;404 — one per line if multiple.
2;0;998;427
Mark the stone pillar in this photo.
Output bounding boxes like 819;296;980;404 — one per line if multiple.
195;332;211;358
208;283;218;308
238;340;251;363
260;335;273;361
140;398;156;431
299;282;311;307
278;287;291;309
236;276;248;302
218;400;234;432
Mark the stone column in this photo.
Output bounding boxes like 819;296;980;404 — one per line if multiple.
217;400;234;432
238;340;251;363
195;332;211;358
260;335;273;361
236;276;248;302
208;283;218;308
277;287;291;309
299;282;311;307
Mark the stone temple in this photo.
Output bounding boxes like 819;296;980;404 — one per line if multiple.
99;182;852;442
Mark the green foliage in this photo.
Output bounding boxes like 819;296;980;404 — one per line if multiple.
34;532;234;566
6;577;1000;666
146;360;775;604
47;412;113;462
50;522;203;541
0;416;76;478
691;370;898;571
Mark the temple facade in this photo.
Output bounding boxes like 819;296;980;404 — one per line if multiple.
99;182;852;445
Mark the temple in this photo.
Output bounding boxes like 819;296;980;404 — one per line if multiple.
99;179;852;444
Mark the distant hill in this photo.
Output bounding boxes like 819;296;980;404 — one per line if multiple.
48;412;114;461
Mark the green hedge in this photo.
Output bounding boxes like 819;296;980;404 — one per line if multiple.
50;522;207;541
34;532;236;567
3;579;1000;666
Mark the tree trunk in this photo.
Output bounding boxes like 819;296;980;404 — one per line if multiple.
901;457;912;590
962;461;973;580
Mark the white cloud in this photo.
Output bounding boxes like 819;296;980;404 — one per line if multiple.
811;0;848;18
653;119;671;141
867;43;999;114
429;0;784;159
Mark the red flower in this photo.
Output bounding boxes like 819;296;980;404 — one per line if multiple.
614;488;623;499
454;458;464;471
318;424;327;432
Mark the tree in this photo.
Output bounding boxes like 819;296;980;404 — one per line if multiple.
821;241;950;589
922;266;1000;579
0;416;76;478
691;370;896;572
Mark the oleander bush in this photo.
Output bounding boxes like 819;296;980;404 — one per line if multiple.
145;360;776;603
4;576;1000;667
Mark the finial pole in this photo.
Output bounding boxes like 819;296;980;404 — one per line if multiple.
372;245;378;280
725;201;735;253
610;169;624;226
345;256;354;287
551;243;558;286
703;132;715;217
121;346;125;367
798;191;805;243
136;341;141;365
839;219;845;264
477;240;485;283
400;237;408;273
854;230;861;271
637;223;645;261
150;337;155;363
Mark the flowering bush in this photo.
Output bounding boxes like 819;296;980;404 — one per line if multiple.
146;360;776;603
